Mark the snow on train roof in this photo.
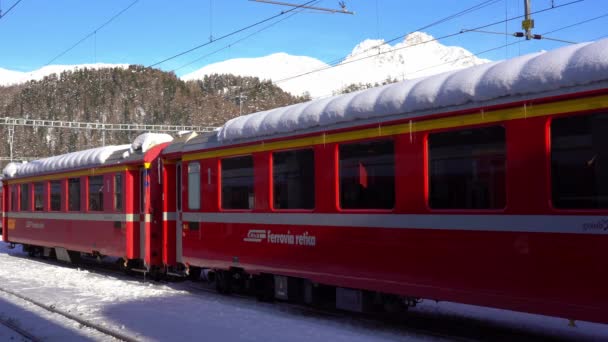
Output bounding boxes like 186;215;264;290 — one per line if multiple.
217;38;608;142
2;133;173;179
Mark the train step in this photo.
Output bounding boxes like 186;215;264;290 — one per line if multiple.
166;271;186;278
130;268;148;274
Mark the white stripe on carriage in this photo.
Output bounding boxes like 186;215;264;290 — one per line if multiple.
163;212;177;221
180;212;608;235
6;212;139;222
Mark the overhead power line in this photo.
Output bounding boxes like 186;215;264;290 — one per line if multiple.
269;0;582;87
148;0;317;68
172;0;322;73
44;0;139;66
250;0;354;15
0;0;23;20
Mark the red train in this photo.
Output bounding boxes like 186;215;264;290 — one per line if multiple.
3;39;608;324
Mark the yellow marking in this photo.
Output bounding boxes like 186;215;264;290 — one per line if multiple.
144;162;152;169
184;94;608;161
7;219;15;230
6;165;139;185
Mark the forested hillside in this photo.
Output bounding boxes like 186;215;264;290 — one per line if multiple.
0;66;309;167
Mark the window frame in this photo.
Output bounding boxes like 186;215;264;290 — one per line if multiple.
49;180;62;212
34;182;44;211
549;112;608;211
114;173;123;212
220;155;255;210
187;162;201;210
88;175;104;212
20;183;30;212
272;148;316;211
338;138;396;211
426;124;507;211
68;178;81;212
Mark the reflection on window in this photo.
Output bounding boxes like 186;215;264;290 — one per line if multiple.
339;140;395;209
68;178;80;211
114;174;123;211
429;126;506;209
20;184;30;211
273;149;315;209
89;176;104;211
34;183;44;211
221;156;254;209
188;162;201;210
50;181;61;211
552;113;608;208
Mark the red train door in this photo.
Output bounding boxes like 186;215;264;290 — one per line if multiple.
139;168;147;266
175;162;183;264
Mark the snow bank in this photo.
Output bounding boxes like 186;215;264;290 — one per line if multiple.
217;38;608;142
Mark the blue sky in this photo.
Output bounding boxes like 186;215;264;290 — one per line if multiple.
1;0;607;76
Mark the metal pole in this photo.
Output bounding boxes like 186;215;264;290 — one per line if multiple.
7;125;14;161
522;0;534;40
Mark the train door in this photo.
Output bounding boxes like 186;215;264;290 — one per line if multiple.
139;168;147;266
176;162;183;264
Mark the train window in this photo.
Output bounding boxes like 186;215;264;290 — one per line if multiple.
552;113;608;209
428;126;506;209
221;156;254;209
114;174;123;211
10;185;17;211
20;184;30;211
88;176;104;211
339;139;395;209
273;149;315;209
34;182;44;211
188;162;201;210
50;181;61;211
68;178;81;211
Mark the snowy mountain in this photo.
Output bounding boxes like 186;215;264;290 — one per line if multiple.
182;32;490;98
0;63;128;86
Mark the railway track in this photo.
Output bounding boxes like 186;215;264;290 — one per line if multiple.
8;253;587;342
0;284;135;342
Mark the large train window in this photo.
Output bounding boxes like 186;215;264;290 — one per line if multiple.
339;139;395;209
20;184;30;211
188;162;201;210
428;125;506;209
552;113;608;209
50;180;61;211
114;174;123;211
68;178;81;211
273;149;314;210
221;156;254;210
88;176;104;211
34;182;44;211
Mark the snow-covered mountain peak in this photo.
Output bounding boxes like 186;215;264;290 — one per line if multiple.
348;39;387;57
404;31;436;45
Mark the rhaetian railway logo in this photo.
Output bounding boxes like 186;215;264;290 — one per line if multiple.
582;219;608;232
244;229;317;246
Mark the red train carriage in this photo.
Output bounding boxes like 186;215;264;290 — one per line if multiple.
165;39;608;323
1;134;171;271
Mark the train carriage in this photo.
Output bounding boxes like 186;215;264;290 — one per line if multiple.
166;39;608;323
1;134;171;270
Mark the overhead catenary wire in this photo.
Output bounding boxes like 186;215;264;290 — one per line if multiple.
0;0;23;20
269;0;583;87
171;0;322;73
148;0;318;68
44;0;139;66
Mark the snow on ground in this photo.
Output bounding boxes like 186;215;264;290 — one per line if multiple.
0;237;607;341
